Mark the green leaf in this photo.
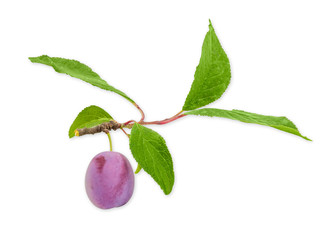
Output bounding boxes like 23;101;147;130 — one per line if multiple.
129;123;174;194
69;105;113;138
185;108;311;140
183;20;231;111
29;55;135;103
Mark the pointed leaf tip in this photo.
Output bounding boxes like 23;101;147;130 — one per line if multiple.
29;55;135;103
185;108;310;141
182;21;231;111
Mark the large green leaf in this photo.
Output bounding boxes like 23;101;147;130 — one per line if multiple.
185;108;310;140
129;123;174;195
68;105;113;138
183;20;231;111
29;55;134;103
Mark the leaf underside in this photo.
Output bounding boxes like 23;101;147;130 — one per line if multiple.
129;123;174;195
29;55;135;103
185;108;310;140
68;105;113;138
183;20;231;111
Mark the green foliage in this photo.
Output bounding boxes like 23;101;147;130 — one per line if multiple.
30;20;310;206
69;105;113;138
185;108;310;140
129;123;174;195
183;20;231;111
29;55;134;103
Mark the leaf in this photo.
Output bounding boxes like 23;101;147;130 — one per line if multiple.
69;105;113;138
185;108;311;140
29;55;135;103
129;123;174;194
183;20;231;111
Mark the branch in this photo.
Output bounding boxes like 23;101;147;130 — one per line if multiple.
141;111;185;125
75;120;122;137
74;111;186;137
133;102;145;122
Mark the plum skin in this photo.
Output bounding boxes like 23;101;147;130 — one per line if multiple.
85;151;134;209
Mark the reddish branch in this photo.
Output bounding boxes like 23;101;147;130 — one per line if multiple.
133;103;145;122
141;111;186;125
75;111;186;137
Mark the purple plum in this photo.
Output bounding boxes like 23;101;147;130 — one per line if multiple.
85;151;134;209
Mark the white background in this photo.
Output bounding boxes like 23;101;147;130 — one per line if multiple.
1;1;327;239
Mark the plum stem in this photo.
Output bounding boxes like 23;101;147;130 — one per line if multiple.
106;132;113;151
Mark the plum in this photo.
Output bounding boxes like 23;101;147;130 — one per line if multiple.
85;151;134;209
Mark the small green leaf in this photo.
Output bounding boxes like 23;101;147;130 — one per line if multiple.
183;20;231;111
129;123;174;194
185;108;311;140
29;55;135;103
69;105;113;138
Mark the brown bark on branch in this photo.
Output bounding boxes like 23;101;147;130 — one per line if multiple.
75;120;122;137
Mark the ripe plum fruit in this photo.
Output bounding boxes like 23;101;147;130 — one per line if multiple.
85;151;134;209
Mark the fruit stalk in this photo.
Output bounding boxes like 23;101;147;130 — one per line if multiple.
106;131;113;151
